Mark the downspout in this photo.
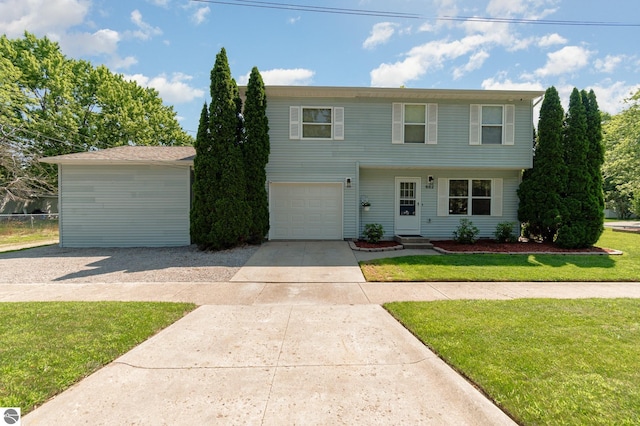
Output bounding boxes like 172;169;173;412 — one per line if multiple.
57;164;63;247
355;161;360;241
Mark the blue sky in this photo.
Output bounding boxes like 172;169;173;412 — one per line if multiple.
1;0;639;136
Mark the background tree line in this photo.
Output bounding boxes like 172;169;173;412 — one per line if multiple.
602;89;640;219
0;32;192;211
190;48;270;250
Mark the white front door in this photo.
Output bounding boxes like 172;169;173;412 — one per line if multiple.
395;177;421;235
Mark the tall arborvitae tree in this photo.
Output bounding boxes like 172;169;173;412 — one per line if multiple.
191;48;249;250
582;89;605;245
191;103;212;247
518;86;566;242
556;88;591;248
242;67;270;243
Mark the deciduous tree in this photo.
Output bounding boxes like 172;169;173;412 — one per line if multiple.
0;32;192;209
603;89;640;218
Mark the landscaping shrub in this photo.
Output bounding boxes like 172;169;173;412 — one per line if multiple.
362;223;384;243
494;222;518;243
453;219;479;244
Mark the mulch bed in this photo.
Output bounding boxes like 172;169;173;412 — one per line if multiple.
432;239;617;254
353;239;617;254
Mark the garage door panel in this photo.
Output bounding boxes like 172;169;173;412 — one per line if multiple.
270;183;343;240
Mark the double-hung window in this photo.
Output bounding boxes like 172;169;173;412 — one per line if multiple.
392;103;438;144
469;104;515;145
289;106;344;140
437;178;503;216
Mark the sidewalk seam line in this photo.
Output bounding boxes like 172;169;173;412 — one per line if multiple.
261;305;293;425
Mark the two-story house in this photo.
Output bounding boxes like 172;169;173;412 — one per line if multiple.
257;86;544;242
42;86;543;247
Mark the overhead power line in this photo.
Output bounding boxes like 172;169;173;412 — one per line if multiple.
190;0;640;27
191;0;421;19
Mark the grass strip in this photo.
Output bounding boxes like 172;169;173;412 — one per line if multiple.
385;299;640;425
0;301;196;414
361;229;640;282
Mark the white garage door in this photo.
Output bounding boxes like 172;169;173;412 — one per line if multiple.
270;182;343;240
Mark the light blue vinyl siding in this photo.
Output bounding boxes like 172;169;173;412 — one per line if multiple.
267;97;534;170
359;168;521;240
58;164;191;247
266;94;533;240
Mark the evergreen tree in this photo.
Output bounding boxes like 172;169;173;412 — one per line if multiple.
582;89;605;245
190;103;212;247
556;88;591;248
518;86;566;241
242;67;270;243
191;48;249;250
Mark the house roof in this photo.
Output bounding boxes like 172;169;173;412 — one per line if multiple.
40;146;195;165
240;85;545;102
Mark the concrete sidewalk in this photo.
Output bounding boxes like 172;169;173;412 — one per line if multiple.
3;281;640;305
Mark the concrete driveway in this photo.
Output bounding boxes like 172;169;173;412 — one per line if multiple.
231;241;366;283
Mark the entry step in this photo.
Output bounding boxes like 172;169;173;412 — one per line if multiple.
394;235;434;249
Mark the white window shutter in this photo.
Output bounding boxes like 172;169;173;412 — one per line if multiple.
437;178;449;216
333;107;344;140
427;103;438;144
491;178;503;216
392;103;403;144
289;106;301;140
504;104;515;145
469;104;480;145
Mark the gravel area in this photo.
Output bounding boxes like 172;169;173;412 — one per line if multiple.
0;244;259;284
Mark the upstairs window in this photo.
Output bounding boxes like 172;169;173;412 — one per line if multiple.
303;108;332;138
392;103;438;144
469;104;515;145
290;106;344;140
481;106;503;145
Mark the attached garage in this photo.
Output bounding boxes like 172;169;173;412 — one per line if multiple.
269;182;343;240
42;146;194;248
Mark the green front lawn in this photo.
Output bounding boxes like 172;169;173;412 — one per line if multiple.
385;298;640;425
0;302;196;414
361;229;640;282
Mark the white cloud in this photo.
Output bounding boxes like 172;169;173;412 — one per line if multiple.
110;55;138;70
538;33;567;48
371;32;502;87
453;50;490;79
57;29;121;57
148;0;170;6
192;7;210;25
481;76;545;91
487;0;557;19
125;73;205;104
587;80;640;114
130;9;162;40
595;54;625;74
238;68;315;86
0;0;89;37
288;16;301;24
533;45;592;77
363;22;398;50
